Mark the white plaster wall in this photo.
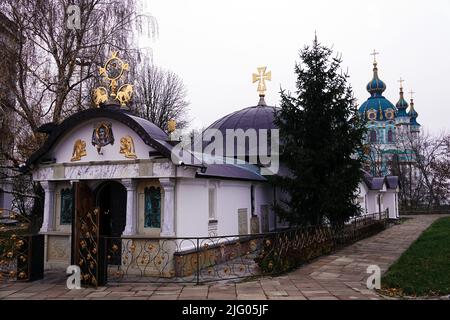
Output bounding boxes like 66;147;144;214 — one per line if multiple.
216;181;251;236
383;191;399;219
51;118;155;163
254;182;278;232
366;191;379;214
175;179;209;238
357;182;369;215
175;178;255;238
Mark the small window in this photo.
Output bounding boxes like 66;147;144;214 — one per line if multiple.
208;186;216;221
385;110;394;120
370;130;377;143
60;188;73;225
144;187;161;228
368;111;376;120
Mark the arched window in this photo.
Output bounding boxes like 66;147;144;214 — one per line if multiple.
144;187;161;228
387;130;393;143
369;130;377;143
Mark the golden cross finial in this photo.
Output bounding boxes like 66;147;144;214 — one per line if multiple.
252;66;271;96
370;49;379;64
409;90;415;101
398;77;405;89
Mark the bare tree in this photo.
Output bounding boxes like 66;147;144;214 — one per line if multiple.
396;130;450;208
0;0;157;216
0;0;157;162
134;63;190;132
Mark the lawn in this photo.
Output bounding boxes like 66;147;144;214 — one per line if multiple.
381;216;450;297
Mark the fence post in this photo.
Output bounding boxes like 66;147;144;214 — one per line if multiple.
196;238;200;285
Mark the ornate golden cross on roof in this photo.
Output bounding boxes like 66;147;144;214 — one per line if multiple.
398;77;405;89
409;90;415;101
252;66;271;96
370;49;379;63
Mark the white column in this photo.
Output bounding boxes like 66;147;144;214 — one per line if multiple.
40;181;56;233
160;178;175;237
122;179;137;236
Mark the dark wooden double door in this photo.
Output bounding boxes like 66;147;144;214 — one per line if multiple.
71;181;126;287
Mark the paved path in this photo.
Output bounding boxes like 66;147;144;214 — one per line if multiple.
0;215;445;300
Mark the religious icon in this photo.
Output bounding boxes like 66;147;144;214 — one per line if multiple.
92;122;114;154
70;139;87;162
119;135;137;159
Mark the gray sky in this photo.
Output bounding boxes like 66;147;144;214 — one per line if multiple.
142;0;450;134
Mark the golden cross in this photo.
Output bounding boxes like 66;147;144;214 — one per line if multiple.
252;66;271;96
409;90;415;100
398;77;405;89
370;49;379;63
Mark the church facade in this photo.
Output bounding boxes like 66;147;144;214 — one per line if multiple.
359;55;421;177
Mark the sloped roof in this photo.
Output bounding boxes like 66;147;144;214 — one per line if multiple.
25;107;172;169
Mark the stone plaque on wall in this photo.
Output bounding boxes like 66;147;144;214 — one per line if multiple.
250;216;260;234
238;208;248;235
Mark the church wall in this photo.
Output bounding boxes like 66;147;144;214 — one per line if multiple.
366;190;380;214
175;179;209;238
254;183;274;232
42;181;72;270
216;181;252;236
51;118;156;164
357;182;369;215
383;191;399;219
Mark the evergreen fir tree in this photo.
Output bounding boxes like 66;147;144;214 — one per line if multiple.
273;37;366;227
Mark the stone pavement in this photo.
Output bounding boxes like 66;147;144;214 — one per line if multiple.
0;214;445;300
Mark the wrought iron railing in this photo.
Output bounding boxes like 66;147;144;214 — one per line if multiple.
104;211;389;284
0;209;44;283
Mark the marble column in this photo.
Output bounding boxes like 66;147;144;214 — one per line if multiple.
160;178;175;237
122;179;138;236
40;181;56;233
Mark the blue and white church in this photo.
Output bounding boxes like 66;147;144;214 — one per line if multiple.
358;53;421;176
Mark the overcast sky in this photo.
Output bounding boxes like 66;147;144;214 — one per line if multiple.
141;0;450;134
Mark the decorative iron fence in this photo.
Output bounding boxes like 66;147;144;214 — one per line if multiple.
400;205;450;215
0;209;44;283
104;211;389;284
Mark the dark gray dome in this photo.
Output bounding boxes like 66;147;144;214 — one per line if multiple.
204;105;278;162
206;105;278;133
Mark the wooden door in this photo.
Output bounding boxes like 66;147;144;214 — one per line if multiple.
72;182;104;287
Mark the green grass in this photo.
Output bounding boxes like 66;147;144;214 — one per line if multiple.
382;217;450;297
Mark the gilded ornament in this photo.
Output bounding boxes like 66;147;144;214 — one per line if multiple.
252;66;271;96
119;135;137;159
116;84;133;106
93;51;133;108
92;87;108;107
70;139;87;162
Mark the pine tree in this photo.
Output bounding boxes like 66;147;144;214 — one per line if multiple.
273;37;366;227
